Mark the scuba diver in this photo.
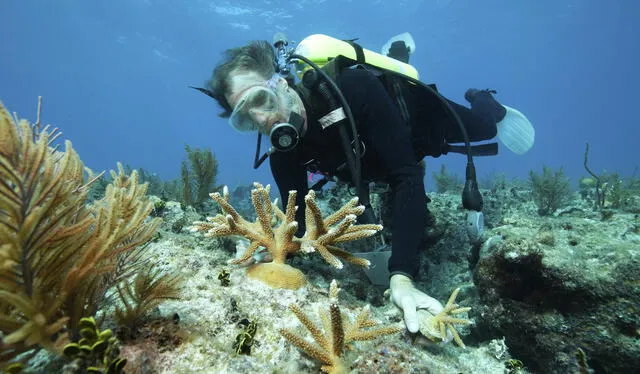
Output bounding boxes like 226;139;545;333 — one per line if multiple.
192;32;534;335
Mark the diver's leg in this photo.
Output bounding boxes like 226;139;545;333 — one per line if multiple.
444;90;506;143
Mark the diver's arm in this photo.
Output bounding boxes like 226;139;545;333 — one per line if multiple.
337;68;427;278
338;68;445;334
269;150;308;234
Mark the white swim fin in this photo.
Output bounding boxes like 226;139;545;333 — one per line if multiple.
497;105;535;155
381;32;416;56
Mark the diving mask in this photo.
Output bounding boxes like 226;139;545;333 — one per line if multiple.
229;74;282;132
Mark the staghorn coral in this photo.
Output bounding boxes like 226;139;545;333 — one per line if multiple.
417;287;472;348
279;280;401;374
190;183;381;289
0;99;161;370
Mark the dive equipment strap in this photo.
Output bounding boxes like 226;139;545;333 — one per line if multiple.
293;53;369;214
318;107;347;129
344;40;366;64
252;133;271;169
445;142;498;156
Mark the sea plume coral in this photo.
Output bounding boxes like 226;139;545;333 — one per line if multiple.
0;99;161;370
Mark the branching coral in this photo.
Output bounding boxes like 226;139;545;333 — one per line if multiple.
0;99;162;369
417;287;472;348
279;280;401;374
190;183;381;289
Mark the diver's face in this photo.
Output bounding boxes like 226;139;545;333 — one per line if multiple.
225;70;292;134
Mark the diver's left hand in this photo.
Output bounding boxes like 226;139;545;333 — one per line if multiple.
388;274;443;333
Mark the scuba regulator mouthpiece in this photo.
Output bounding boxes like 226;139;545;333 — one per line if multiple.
253;111;305;169
269;111;305;152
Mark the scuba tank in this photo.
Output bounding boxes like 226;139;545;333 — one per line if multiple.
294;34;419;80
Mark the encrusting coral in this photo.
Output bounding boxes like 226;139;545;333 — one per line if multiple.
0;99;162;370
190;182;381;289
279;280;401;374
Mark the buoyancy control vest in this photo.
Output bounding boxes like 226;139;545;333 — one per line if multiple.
289;34;497;215
291;35;498;176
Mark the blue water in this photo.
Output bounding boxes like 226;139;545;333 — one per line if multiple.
1;0;638;190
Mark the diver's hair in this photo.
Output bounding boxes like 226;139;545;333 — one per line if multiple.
205;40;276;118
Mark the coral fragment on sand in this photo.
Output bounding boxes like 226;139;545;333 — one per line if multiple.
279;280;401;373
418;287;472;348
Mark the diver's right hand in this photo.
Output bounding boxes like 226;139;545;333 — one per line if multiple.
388;274;443;333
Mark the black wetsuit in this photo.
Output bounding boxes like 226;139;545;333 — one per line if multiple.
270;67;501;278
